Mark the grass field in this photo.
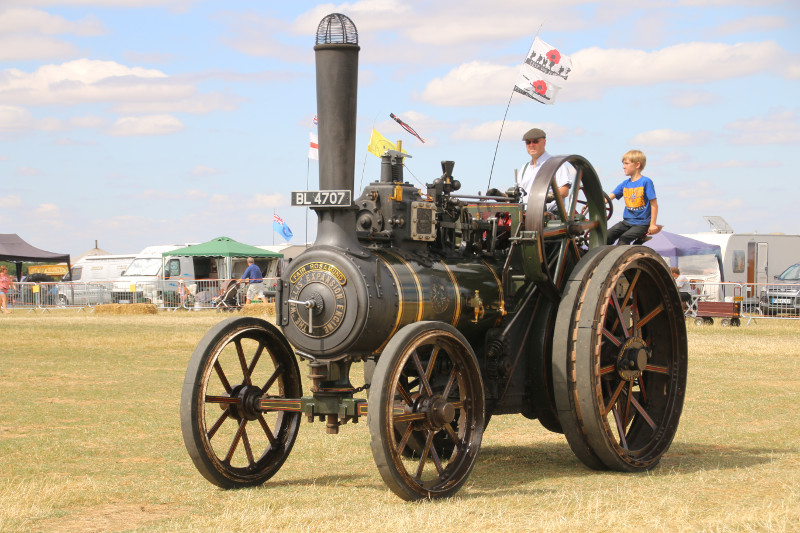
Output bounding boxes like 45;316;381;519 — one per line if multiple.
1;311;798;532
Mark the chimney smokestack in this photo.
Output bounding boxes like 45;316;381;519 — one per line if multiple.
312;13;361;249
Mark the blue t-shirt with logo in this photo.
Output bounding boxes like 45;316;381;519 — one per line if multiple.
612;175;656;225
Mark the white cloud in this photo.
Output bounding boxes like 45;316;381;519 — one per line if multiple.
421;40;795;106
0;59;174;105
0;195;23;208
248;193;286;209
0;60;244;121
668;90;719;108
726;109;800;144
420;61;515;107
452;120;574;142
690;159;782;171
113;92;243;114
629;128;711;146
108;115;184;136
0;105;34;131
0;8;104;35
713;15;787;37
18;166;42;176
569;41;791;95
34;203;61;216
189;166;221;177
0;35;78;61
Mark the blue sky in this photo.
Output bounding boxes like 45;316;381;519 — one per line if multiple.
1;0;798;257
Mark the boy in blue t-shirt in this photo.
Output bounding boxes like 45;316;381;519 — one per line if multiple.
606;149;660;245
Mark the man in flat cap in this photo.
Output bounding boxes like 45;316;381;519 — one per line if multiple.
518;128;574;209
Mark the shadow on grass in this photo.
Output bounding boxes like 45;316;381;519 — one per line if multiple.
222;440;795;498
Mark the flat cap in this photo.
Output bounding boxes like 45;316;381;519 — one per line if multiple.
522;128;546;141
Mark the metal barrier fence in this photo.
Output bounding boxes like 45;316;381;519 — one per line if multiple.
686;281;800;324
7;278;280;312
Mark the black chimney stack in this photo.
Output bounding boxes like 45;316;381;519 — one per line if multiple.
313;14;361;250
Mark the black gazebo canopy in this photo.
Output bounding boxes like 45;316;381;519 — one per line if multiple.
0;233;71;280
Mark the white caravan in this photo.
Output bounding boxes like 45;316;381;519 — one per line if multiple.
682;216;800;307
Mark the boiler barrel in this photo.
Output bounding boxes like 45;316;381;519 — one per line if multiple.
279;248;504;358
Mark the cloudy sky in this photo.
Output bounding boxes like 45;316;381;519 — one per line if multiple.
1;0;798;257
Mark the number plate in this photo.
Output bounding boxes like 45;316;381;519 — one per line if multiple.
771;298;791;304
292;190;351;207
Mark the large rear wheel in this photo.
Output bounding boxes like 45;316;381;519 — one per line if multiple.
553;246;688;471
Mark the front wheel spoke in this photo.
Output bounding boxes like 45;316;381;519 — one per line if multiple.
258;414;277;445
441;368;458;399
205;395;240;405
241;426;255;467
415;430;434;480
214;361;233;393
234;339;250;384
207;410;229;440
247;343;266;379
603;380;626;416
393;412;427;423
429;436;445;476
425;346;440;383
395;381;415;407
396;423;415;455
261;364;284;393
412;351;434;397
225;418;247;463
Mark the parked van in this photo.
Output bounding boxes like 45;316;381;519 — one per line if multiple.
57;254;135;306
109;245;193;305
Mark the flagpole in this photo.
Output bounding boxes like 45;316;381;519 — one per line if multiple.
272;209;275;246
306;156;310;246
486;23;545;191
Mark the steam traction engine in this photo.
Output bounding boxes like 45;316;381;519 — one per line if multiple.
180;13;687;501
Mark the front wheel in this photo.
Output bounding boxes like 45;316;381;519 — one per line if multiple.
180;317;303;488
368;321;485;500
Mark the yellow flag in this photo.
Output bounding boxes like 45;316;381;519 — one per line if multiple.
367;128;406;158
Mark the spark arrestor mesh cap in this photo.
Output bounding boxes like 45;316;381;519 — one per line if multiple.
522;128;547;141
316;13;358;45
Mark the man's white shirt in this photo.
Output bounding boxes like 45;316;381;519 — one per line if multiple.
518;152;575;205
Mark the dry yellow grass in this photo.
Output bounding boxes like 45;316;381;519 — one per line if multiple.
1;313;798;532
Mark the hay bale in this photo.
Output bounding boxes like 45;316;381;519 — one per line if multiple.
93;303;158;315
239;302;276;317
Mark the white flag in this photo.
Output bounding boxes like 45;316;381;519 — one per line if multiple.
308;131;318;160
514;37;572;105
